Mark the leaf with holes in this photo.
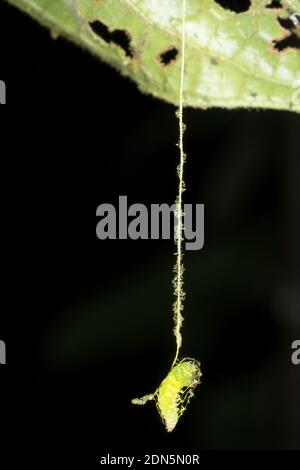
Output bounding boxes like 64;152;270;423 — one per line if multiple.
7;0;300;112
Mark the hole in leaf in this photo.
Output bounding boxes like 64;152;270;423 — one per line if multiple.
89;20;133;58
158;47;179;66
273;33;300;50
278;16;296;31
213;0;251;13
266;0;282;8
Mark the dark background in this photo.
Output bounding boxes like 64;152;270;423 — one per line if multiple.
0;1;299;466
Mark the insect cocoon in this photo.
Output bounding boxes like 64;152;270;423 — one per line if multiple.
157;359;201;432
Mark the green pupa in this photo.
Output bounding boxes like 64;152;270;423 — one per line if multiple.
157;359;201;432
132;359;202;432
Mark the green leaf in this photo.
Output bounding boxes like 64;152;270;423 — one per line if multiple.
7;0;300;112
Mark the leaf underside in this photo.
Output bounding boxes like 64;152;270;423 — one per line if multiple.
7;0;300;112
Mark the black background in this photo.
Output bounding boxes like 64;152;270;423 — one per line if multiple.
0;1;300;467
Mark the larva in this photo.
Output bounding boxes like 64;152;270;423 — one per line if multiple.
157;359;202;432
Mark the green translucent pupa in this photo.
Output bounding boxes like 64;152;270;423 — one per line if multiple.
132;359;202;432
